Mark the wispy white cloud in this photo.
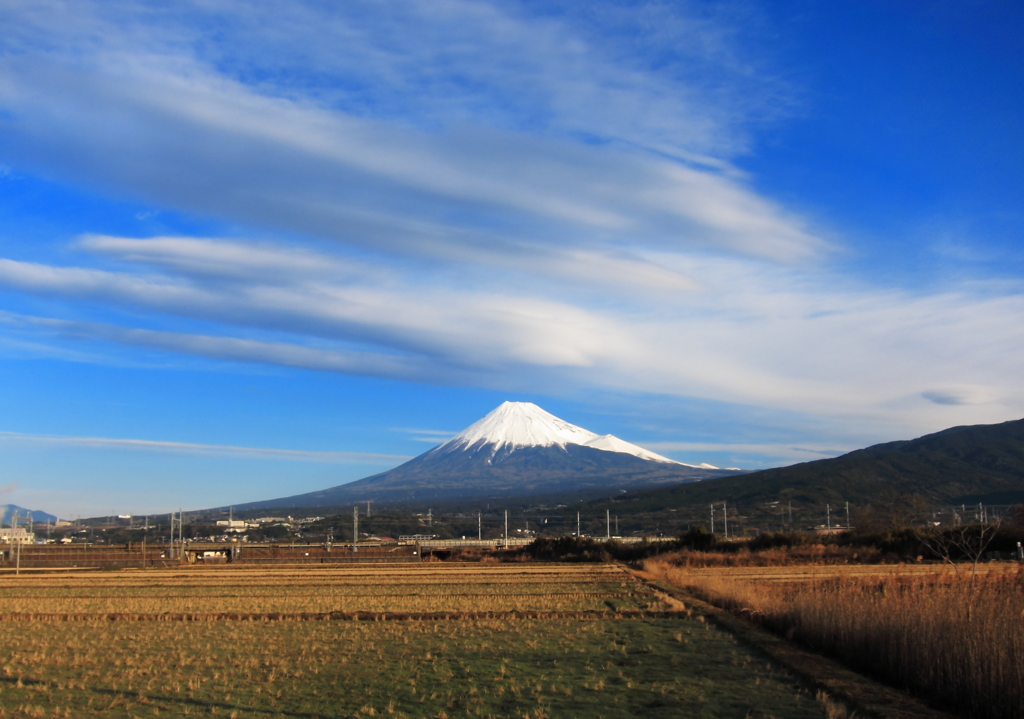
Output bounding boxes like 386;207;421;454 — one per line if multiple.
645;441;859;464
2;238;1022;443
0;255;624;371
0;430;411;464
0;3;823;265
77;234;367;284
0;311;432;381
0;0;1021;456
1;0;791;159
391;427;458;444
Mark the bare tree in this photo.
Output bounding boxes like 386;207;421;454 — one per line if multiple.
921;518;1001;582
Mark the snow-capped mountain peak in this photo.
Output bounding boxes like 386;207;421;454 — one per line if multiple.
434;401;598;453
430;401;717;468
230;401;739;510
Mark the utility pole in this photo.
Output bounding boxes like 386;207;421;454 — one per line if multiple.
789;501;793;527
478;512;481;541
428;508;432;527
845;502;850;531
504;510;508;548
614;515;618;536
827;504;831;533
366;500;372;517
606;509;610;539
710;504;714;534
353;506;359;552
723;502;728;539
11;511;19;575
577;511;580;537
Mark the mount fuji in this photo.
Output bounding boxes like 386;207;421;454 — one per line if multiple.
232;402;742;510
426;401;716;468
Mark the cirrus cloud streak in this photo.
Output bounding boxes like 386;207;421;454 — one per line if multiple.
0;430;412;464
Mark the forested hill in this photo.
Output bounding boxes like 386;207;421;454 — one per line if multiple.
614;417;1024;511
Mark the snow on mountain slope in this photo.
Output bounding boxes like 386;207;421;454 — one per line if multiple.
582;434;678;464
430;401;717;468
432;401;598;453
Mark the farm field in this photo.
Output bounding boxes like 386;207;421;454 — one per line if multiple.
0;563;833;719
0;564;651;615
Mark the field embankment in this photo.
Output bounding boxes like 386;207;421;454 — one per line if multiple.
644;557;1024;719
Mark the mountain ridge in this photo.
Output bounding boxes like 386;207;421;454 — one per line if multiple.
595;416;1024;514
1;504;58;525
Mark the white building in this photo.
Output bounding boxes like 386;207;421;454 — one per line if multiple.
0;527;36;544
216;519;251;533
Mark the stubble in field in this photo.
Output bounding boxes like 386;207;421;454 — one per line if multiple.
0;565;827;718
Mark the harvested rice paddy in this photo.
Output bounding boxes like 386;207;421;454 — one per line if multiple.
0;564;831;718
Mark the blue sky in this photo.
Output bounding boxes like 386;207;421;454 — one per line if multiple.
1;1;1022;518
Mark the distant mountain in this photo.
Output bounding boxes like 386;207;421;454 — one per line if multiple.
230;402;740;510
1;504;58;525
607;417;1024;513
424;400;718;469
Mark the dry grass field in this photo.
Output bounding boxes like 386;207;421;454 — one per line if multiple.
0;565;652;615
644;558;1024;719
0;564;835;719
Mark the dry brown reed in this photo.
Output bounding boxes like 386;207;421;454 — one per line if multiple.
662;545;884;567
646;558;1024;719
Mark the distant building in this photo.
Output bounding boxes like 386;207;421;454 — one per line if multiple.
0;527;36;544
216;520;250;533
399;534;438;543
